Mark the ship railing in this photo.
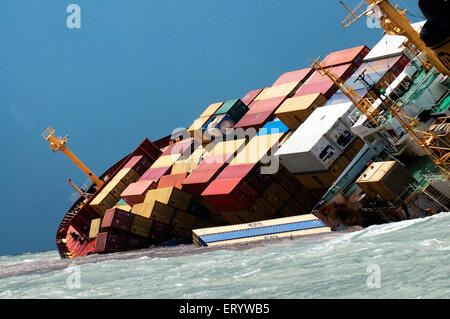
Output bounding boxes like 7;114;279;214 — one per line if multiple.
431;91;449;115
391;183;420;208
69;192;82;204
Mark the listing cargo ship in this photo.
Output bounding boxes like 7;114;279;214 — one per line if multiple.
42;0;450;258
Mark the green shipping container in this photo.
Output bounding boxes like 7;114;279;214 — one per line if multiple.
215;98;249;122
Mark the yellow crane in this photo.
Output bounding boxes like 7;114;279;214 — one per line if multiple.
335;0;450;178
339;0;450;77
42;127;105;188
311;57;449;179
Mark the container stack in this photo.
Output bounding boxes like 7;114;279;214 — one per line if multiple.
187;102;224;142
182;139;246;196
200;117;318;224
112;198;132;212
84;43;415;256
94;208;151;253
89;161;142;216
295;46;370;99
235;68;313;130
171;146;205;175
202;99;249;142
275;102;365;191
275;93;328;129
241;88;264;107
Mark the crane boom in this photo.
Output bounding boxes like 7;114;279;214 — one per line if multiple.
42;127;105;188
341;0;450;76
311;58;449;179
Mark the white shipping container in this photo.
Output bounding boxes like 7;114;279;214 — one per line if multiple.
364;21;425;62
276;134;342;173
302;101;356;149
328;121;355;151
275;102;356;173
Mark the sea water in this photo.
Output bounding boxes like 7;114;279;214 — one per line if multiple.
0;212;449;299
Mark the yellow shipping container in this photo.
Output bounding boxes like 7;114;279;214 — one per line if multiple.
112;167;140;185
89;218;102;239
113;204;132;212
230;133;283;165
188;116;211;136
204;138;246;157
199;102;224;118
254;82;300;101
275;93;328;129
130;214;152;238
89;191;120;216
171;147;205;174
356;161;417;202
150;154;182;168
144;187;192;211
101;178;128;199
131;201;175;224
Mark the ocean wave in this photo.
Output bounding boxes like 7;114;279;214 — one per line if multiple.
1;212;449;298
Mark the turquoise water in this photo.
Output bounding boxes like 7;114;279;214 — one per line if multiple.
0;212;449;299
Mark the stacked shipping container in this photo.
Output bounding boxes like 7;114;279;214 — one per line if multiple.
72;41;414;257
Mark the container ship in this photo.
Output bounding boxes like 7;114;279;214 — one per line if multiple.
42;0;450;259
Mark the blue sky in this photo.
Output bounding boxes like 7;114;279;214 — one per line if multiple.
0;0;423;256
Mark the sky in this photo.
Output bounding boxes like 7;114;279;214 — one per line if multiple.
0;0;424;256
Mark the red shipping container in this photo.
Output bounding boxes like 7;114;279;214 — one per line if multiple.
241;89;263;107
295;63;358;99
234;96;285;129
272;68;314;86
121;179;158;206
390;54;411;77
140;166;171;180
216;163;273;194
123;155;153;176
216;163;255;180
201;178;260;211
246;96;285;113
133;138;163;161
101;208;133;232
161;138;194;156
158;173;187;189
234;110;275;129
94;231;128;253
321;45;370;68
182;159;227;197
